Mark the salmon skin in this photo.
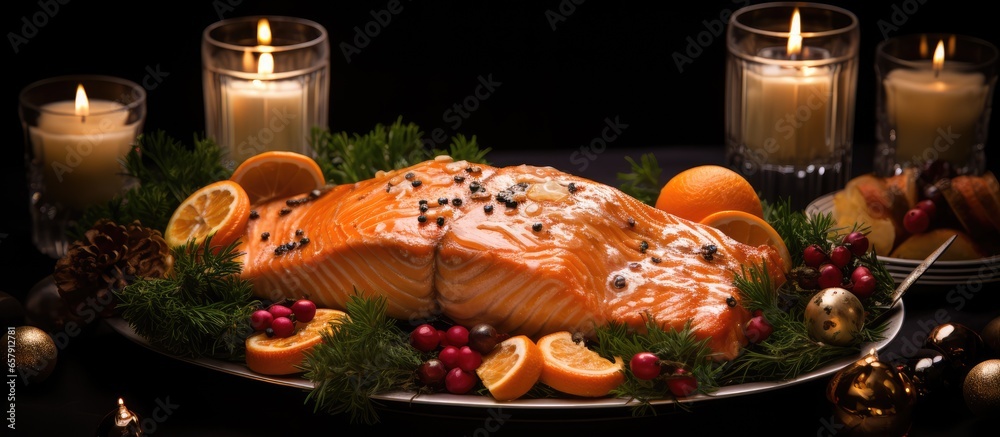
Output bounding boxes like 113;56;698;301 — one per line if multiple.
237;156;786;361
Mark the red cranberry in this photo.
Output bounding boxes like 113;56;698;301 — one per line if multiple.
445;367;478;394
842;232;870;257
629;352;662;380
915;199;937;220
456;346;483;372
409;324;440;353
438;345;461;369
446;325;470;348
904;208;930;234
803;244;828;268
270;316;295;338
666;368;698;397
290;299;316;323
250;310;273;331
745;315;774;344
850;266;877;300
829;246;853;268
417;359;448;388
817;263;843;289
268;304;293;319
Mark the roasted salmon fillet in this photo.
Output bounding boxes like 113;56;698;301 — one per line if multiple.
237;156;786;361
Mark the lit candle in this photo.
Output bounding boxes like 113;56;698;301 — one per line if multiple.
95;397;142;437
29;84;141;210
742;8;834;166
883;38;989;168
223;18;307;165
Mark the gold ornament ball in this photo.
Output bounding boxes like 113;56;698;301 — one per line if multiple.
805;287;865;346
963;359;1000;416
827;349;917;436
9;326;58;384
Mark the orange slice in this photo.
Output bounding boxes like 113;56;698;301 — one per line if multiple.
476;335;544;401
699;210;794;273
164;180;251;250
536;331;624;397
229;151;326;205
245;308;349;375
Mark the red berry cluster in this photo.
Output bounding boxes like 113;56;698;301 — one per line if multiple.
628;352;699;397
798;232;877;300
410;323;505;394
249;299;317;338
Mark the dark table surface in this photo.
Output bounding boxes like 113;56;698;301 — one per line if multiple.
4;144;1000;437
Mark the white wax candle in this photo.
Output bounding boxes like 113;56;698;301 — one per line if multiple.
222;77;305;165
883;67;988;166
30;98;140;209
743;62;833;166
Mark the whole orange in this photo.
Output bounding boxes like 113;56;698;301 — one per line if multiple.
655;165;763;223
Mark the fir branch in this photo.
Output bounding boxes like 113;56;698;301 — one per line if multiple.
616;153;662;206
302;292;423;425
114;236;258;360
433;133;492;165
311;118;491;185
593;316;722;415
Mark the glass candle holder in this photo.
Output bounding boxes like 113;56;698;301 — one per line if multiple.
874;33;997;177
19;75;146;258
725;2;859;210
202;16;330;169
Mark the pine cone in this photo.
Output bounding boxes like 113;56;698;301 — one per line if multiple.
53;219;173;318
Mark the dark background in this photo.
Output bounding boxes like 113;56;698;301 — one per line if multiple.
3;0;999;346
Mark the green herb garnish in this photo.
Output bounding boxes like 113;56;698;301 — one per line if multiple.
616;153;662;206
311;117;491;185
302;292;423;425
114;236;259;360
594;317;722;415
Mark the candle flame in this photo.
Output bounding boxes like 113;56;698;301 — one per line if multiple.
74;84;89;116
919;35;929;58
933;40;945;77
787;8;803;57
257;18;272;46
258;52;274;75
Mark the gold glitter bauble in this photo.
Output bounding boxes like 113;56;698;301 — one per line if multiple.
963;359;1000;416
804;287;865;346
827;349;917;436
9;326;58;384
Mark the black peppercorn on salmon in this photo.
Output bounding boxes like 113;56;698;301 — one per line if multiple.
236;156;786;360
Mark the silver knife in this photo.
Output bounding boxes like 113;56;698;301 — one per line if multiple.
886;233;956;309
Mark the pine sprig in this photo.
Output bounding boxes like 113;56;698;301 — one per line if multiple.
114;236;259;360
302;292;424;425
310;117;490;185
593;316;722;415
616;153;662;206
